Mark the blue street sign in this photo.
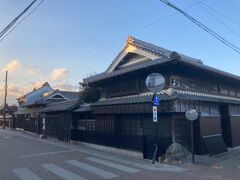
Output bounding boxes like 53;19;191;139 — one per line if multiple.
152;95;160;106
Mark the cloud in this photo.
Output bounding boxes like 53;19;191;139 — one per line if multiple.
50;68;69;81
2;60;21;72
27;67;40;76
53;81;79;91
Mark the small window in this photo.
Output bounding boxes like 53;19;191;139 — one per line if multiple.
172;79;181;87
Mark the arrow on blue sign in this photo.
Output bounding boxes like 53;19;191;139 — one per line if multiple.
152;95;160;106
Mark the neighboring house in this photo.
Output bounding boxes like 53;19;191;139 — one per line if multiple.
17;82;79;116
17;82;54;116
38;100;91;141
0;104;15;128
83;36;240;158
16;82;80;133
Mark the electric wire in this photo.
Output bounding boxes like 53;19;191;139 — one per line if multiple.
0;0;45;42
159;0;240;54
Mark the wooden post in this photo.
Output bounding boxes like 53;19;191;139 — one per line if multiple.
3;71;8;129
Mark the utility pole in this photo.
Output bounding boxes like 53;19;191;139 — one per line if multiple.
3;71;8;129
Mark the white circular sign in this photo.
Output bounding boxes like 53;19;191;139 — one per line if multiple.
145;73;165;92
185;109;199;121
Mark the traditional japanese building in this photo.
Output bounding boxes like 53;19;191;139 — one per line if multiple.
16;82;80;134
82;36;240;158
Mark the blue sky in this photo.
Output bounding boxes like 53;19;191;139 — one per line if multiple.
0;0;240;103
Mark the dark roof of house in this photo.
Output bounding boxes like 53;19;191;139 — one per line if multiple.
93;88;240;106
105;36;202;72
0;106;14;114
85;57;171;83
38;99;81;113
84;36;240;84
73;104;91;112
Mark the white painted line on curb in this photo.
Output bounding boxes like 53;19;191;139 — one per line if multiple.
41;163;86;180
66;160;118;179
86;157;140;173
13;167;42;180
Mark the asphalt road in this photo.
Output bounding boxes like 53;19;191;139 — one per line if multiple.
1;129;240;180
0;129;185;180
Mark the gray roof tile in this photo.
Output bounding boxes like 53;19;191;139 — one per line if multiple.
92;88;240;106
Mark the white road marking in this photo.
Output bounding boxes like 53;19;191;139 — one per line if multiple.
66;160;118;179
41;163;86;180
90;154;185;172
19;150;77;158
2;129;184;172
12;167;42;180
3;136;11;139
86;157;140;173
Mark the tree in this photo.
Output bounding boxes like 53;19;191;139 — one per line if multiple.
80;86;100;103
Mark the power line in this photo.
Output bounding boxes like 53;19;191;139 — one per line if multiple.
159;0;240;54
226;0;240;14
30;0;206;75
0;0;39;39
0;0;45;42
200;2;240;27
193;0;240;39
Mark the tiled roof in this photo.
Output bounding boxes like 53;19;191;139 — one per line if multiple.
85;56;171;83
0;106;14;113
20;89;79;107
126;36;203;63
84;36;240;84
56;90;79;100
38;99;80;112
93;88;240;106
73;104;91;112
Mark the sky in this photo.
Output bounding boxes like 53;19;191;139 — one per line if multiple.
0;0;240;104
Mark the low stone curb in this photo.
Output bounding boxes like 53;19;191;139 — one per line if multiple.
71;140;143;159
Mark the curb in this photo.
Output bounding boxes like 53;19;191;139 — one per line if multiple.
71;140;143;159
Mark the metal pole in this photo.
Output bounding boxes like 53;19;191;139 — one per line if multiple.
152;92;159;164
3;71;8;129
190;121;195;163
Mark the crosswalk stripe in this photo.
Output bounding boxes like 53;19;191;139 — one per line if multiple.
41;163;86;180
86;157;140;173
66;160;118;179
12;167;42;180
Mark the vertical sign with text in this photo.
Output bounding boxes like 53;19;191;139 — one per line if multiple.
153;106;158;122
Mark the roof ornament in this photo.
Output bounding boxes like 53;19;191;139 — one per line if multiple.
125;36;135;47
169;51;181;60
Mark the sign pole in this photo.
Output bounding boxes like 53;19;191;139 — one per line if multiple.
152;93;159;164
190;121;194;163
185;109;199;164
145;73;165;164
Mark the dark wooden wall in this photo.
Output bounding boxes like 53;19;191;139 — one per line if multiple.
44;112;72;142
